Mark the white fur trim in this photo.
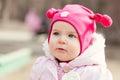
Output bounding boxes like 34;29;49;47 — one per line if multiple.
42;39;55;60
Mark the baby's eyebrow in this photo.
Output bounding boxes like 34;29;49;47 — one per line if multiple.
68;31;78;35
69;31;76;33
68;31;77;34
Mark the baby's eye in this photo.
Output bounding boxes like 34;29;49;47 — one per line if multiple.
53;32;59;36
68;34;76;38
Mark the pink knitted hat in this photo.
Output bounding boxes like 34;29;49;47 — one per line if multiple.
46;4;112;54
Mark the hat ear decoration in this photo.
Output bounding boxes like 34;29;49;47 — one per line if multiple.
46;8;60;19
92;13;113;27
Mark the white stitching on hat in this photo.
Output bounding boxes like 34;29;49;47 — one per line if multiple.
60;11;70;17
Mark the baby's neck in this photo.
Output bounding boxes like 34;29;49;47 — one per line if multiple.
55;58;71;63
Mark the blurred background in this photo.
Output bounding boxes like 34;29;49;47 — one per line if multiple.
0;0;120;80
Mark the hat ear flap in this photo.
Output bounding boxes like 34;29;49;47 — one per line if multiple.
46;8;60;19
93;13;113;27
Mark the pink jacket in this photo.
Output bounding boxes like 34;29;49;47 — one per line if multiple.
30;33;113;80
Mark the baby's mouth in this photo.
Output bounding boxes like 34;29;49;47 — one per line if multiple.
56;48;67;52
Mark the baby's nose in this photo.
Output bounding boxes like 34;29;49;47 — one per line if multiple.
58;36;66;44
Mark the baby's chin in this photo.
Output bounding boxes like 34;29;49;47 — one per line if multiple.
56;58;73;62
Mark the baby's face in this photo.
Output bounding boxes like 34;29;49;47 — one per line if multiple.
49;21;80;61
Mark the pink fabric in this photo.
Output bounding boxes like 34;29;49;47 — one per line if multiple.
46;4;112;54
93;13;112;27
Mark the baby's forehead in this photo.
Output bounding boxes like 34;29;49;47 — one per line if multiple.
52;21;72;26
52;21;77;32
